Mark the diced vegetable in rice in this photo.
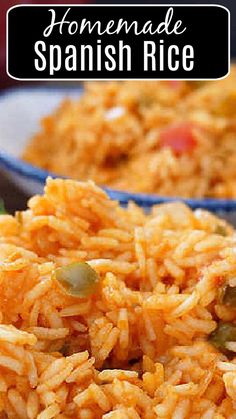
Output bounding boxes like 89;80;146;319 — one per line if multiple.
23;69;236;199
0;178;236;417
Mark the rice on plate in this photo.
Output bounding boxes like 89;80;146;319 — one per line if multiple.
23;67;236;199
1;177;236;417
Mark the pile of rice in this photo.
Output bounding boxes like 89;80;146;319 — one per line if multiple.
23;68;236;198
1;177;236;418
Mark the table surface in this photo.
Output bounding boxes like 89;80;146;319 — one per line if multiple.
0;170;29;213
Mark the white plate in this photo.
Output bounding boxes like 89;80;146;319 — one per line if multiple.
0;87;82;195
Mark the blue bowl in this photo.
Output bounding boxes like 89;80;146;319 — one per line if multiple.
1;151;236;213
0;86;236;223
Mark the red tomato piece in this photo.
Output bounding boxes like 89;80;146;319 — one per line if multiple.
159;122;197;154
167;80;182;89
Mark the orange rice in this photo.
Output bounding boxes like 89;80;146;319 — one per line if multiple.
23;68;236;198
1;177;236;417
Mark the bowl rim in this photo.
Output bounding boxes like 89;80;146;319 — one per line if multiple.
1;86;236;211
1;151;236;211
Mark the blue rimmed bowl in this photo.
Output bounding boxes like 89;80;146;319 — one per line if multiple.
1;87;236;224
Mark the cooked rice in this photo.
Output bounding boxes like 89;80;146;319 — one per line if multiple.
1;178;236;417
23;68;236;198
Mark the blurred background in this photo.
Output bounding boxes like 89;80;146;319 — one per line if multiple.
0;0;234;212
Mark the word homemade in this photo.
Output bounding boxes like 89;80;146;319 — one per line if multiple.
7;5;229;79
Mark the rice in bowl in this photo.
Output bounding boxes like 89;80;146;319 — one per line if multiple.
23;68;236;198
1;178;236;417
